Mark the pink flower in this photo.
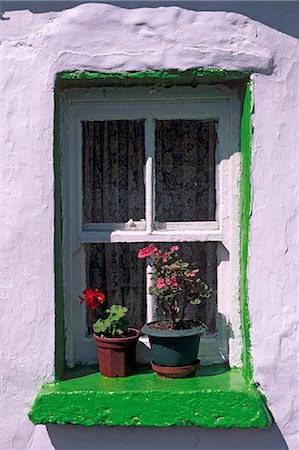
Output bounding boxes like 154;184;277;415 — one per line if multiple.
170;277;178;287
170;245;179;251
165;277;178;287
162;252;169;263
186;271;196;277
138;243;158;258
156;277;166;289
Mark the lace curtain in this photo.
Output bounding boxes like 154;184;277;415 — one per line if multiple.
85;243;146;332
82;120;146;331
83;120;145;223
82;119;217;332
155;120;216;222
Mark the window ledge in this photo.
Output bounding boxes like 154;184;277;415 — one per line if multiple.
29;366;271;428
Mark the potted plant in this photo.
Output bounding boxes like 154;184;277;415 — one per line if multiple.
80;289;140;377
138;244;211;378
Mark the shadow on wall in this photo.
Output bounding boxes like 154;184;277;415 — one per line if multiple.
47;423;288;450
1;1;299;39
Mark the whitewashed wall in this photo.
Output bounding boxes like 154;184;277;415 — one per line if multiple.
1;3;298;449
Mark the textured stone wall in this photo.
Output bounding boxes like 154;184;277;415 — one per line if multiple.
1;3;298;449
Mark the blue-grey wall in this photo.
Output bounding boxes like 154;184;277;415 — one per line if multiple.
2;1;299;39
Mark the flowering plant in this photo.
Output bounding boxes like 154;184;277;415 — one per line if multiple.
80;289;129;337
79;288;105;310
138;244;211;329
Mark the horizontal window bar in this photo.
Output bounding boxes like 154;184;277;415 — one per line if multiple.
80;230;223;244
83;222;146;232
155;221;219;231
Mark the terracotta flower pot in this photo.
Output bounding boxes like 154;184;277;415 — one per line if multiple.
93;328;140;377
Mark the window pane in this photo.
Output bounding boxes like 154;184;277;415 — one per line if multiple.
82;120;145;223
154;242;217;332
85;243;146;333
155;120;216;222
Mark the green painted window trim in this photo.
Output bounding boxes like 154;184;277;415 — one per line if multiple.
240;81;253;381
56;68;248;87
29;366;271;427
46;69;270;428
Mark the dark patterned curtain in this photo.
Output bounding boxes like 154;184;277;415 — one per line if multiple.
82;119;217;333
85;243;146;333
83;120;145;223
155;120;216;222
82;120;146;331
154;242;217;332
154;120;217;331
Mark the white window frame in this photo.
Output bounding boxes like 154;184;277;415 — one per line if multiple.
60;85;242;368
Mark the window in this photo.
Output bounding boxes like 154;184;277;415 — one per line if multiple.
31;77;270;428
61;86;241;368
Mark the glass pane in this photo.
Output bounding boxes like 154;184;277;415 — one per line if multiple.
153;242;217;332
85;243;146;333
82;120;145;223
155;120;216;222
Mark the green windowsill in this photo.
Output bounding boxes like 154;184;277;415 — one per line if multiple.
29;365;271;428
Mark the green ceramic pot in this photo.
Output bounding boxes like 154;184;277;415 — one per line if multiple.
141;322;205;367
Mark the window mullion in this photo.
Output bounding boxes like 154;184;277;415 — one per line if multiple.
145;117;156;323
145;117;155;233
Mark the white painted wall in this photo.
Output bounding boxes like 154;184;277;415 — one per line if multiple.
1;3;298;449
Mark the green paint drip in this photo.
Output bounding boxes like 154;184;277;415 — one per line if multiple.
239;81;253;381
29;367;271;428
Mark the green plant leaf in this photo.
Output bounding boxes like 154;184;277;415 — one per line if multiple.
93;318;110;334
106;304;128;320
148;285;155;295
190;298;202;305
119;318;129;331
93;305;129;336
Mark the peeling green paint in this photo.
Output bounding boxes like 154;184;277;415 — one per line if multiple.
29;366;271;427
57;69;248;88
239;81;253;381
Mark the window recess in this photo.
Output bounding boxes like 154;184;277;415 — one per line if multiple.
61;86;241;368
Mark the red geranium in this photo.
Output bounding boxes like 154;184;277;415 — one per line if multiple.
80;288;105;310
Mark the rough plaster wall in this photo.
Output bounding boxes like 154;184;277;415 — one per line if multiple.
1;3;298;449
249;40;299;448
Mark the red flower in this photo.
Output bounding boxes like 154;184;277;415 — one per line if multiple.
170;245;179;251
94;289;105;304
80;288;105;310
